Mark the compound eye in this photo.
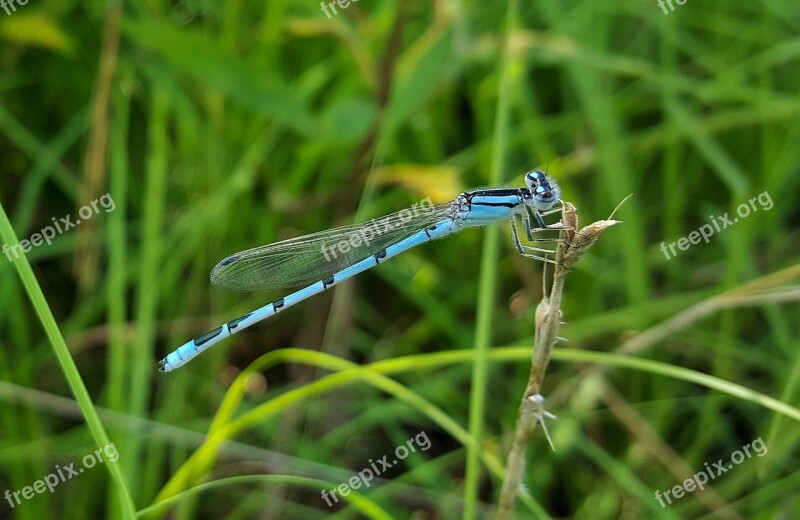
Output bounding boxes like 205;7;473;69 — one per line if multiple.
524;171;540;190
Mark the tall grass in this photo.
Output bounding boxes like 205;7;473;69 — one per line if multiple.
0;202;136;518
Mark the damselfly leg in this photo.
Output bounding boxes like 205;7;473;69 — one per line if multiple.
509;206;568;264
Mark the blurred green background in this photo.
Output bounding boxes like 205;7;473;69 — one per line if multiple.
1;0;798;518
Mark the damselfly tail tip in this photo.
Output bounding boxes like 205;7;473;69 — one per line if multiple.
158;359;169;372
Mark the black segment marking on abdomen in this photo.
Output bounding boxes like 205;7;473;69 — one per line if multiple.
374;249;387;263
273;298;285;311
323;276;335;288
194;326;223;346
227;313;253;331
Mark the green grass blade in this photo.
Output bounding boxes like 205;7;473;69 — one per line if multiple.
0;199;137;519
464;2;519;517
140;475;394;519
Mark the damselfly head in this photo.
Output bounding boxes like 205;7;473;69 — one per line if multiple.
524;170;561;210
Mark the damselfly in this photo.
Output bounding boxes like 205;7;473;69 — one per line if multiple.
160;170;563;372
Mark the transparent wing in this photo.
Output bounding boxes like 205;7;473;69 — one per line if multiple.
210;203;455;291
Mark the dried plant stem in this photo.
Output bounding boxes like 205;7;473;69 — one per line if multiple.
496;252;566;518
496;203;620;518
529;270;566;393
